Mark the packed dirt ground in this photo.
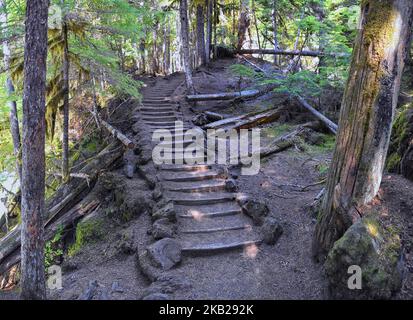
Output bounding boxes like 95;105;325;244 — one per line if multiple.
1;58;413;300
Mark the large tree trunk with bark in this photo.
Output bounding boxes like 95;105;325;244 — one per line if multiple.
196;5;207;66
0;0;22;182
237;0;250;51
20;0;49;300
179;0;195;94
313;0;413;261
205;0;213;64
272;0;279;65
62;11;70;183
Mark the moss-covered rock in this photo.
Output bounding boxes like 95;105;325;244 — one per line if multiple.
325;216;402;299
68;214;104;257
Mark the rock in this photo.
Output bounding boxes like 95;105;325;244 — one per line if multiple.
123;149;138;179
225;179;238;192
262;217;283;245
147;238;182;270
153;184;163;201
111;281;124;293
61;260;79;273
116;231;137;255
141;275;191;298
325;216;403;299
192;113;210;126
137;163;158;189
152;201;176;222
78;280;99;300
152;218;177;240
238;196;269;226
142;293;169;300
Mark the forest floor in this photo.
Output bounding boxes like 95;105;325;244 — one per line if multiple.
2;58;413;300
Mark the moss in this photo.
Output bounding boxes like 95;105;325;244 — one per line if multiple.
68;218;104;257
386;153;401;172
306;134;336;155
263;123;292;139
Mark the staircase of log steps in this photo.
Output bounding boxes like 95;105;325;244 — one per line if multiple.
138;78;261;256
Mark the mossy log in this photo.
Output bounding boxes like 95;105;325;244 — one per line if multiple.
0;142;123;273
313;0;413;261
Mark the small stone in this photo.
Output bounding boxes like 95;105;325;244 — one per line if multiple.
147;238;182;270
111;281;124;293
238;196;269;226
225;179;238;192
152;218;177;240
62;260;78;273
152;201;176;222
262;217;283;245
153;184;163;201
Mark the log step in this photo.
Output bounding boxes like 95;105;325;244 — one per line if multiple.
166;191;237;205
159;164;212;172
161;170;219;182
163;180;226;193
181;240;262;255
181;225;248;234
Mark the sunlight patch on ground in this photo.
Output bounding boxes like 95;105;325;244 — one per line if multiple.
243;244;259;259
189;209;204;222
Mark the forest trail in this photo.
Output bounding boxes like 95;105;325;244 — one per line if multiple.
136;76;261;255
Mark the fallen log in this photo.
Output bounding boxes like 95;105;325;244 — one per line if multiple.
296;95;338;135
204;107;285;131
187;89;261;102
204;111;224;121
0;142;123;270
0;197;100;277
237;49;348;58
99;117;135;149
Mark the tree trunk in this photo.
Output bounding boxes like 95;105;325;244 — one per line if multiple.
312;0;413;261
20;0;49;300
196;4;207;66
62;12;70;183
179;0;195;94
252;0;261;57
0;0;22;182
272;0;279;65
205;0;213;64
163;22;171;74
237;0;250;51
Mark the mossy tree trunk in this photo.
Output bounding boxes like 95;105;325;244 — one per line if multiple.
62;4;70;183
313;0;413;261
20;0;49;300
237;0;250;51
0;0;22;182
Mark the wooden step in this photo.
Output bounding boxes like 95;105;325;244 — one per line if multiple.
166;192;237;205
181;225;248;234
181;240;262;255
163;179;226;193
161;170;219;182
159;164;212;172
177;202;242;219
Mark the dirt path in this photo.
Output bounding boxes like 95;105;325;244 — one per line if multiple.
131;69;328;299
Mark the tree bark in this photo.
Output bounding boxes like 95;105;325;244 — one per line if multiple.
179;0;195;94
0;0;22;182
196;4;207;66
62;10;70;183
163;22;171;74
205;0;213;64
313;0;413;261
20;0;49;300
272;0;279;65
237;0;250;51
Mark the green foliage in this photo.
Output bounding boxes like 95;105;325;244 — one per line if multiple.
45;225;65;269
229;64;259;79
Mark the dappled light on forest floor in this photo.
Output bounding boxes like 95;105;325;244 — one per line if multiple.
243;244;259;259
